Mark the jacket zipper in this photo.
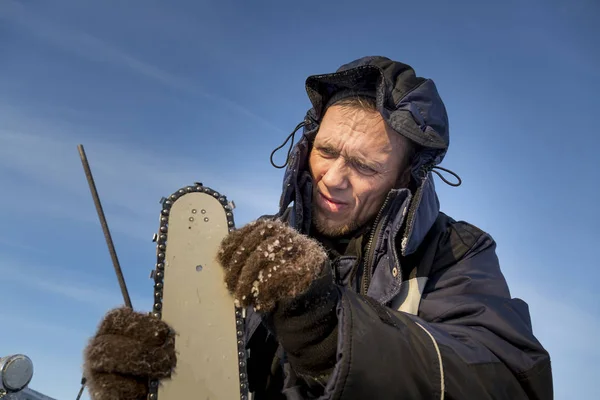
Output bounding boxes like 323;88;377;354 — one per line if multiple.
360;191;392;295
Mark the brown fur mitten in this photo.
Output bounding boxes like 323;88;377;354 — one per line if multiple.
218;219;341;384
216;219;329;312
83;307;177;400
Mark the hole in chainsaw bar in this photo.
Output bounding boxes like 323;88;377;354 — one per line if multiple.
196;265;203;272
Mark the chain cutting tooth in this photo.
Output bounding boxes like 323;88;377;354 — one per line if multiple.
150;183;248;399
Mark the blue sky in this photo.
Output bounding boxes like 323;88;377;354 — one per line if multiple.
1;0;598;398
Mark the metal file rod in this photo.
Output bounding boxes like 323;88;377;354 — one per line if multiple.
77;144;133;308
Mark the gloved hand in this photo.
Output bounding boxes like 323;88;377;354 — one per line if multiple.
83;307;177;400
217;219;340;383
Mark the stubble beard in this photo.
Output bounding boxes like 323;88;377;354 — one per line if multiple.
311;199;362;237
312;208;359;237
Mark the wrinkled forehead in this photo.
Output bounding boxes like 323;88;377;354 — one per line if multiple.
314;106;404;153
314;131;396;157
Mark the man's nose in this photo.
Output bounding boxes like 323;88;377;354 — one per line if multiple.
321;158;349;190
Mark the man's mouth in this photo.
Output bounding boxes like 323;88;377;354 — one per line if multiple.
316;191;347;212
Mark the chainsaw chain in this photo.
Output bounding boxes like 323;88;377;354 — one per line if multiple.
147;183;250;400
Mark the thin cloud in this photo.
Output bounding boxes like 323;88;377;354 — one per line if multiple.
0;235;44;254
2;0;285;135
0;259;147;309
1;2;286;237
0;311;86;339
0;117;282;239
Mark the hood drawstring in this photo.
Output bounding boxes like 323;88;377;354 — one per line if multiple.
270;121;307;169
430;165;462;187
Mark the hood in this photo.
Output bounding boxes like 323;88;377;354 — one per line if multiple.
276;56;453;256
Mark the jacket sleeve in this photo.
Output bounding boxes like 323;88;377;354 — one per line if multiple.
320;231;553;400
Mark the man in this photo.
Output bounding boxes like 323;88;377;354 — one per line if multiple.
83;56;553;399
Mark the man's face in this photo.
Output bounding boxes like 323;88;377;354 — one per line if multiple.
308;104;411;237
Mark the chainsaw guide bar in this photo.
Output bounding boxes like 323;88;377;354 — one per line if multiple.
148;183;249;400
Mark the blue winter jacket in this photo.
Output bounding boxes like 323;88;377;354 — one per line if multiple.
243;56;553;399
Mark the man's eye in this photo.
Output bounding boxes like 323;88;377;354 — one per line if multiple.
320;148;337;157
355;163;377;175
